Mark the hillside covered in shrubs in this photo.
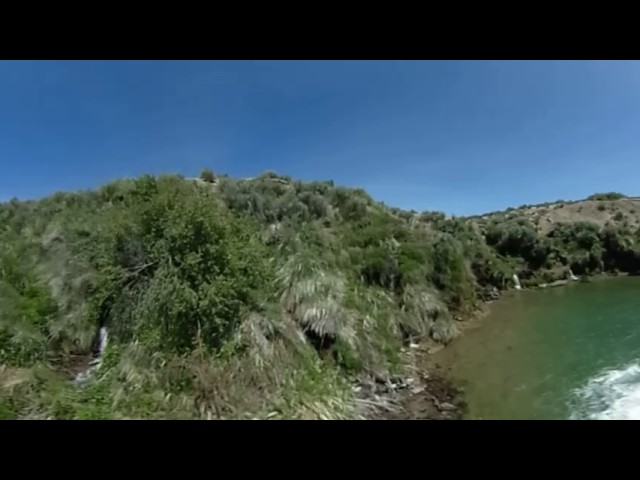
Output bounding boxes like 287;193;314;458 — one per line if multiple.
1;171;639;419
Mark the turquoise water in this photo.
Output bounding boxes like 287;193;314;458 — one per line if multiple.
437;277;640;420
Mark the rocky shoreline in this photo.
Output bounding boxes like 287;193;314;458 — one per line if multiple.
353;368;466;420
364;283;549;420
352;337;471;420
379;272;627;420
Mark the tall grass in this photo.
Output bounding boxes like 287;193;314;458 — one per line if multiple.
3;174;637;419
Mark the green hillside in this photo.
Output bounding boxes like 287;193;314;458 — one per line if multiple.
1;172;640;419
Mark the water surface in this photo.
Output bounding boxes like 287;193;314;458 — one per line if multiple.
438;277;640;419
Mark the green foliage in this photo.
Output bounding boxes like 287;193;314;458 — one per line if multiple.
86;176;271;354
588;192;626;201
1;170;636;419
548;222;603;274
428;234;475;310
600;225;640;273
0;244;58;367
0;397;17;419
200;168;216;183
419;211;446;224
485;217;546;267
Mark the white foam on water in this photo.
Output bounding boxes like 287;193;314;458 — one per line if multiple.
570;362;640;420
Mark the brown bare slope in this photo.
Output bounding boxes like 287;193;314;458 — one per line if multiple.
472;196;640;234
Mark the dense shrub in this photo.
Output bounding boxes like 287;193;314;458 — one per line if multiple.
600;225;640;273
2;171;637;419
200;168;216;183
484;217;550;269
428;234;475;310
85;176;271;353
547;222;603;274
587;192;626;201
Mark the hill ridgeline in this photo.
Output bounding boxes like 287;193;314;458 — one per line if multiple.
1;170;639;419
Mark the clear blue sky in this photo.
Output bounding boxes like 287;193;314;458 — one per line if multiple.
1;60;639;215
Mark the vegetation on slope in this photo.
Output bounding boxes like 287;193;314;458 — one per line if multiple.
1;171;639;419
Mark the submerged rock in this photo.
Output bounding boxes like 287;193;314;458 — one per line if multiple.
439;402;457;412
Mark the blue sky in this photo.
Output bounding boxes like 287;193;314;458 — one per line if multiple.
1;60;639;215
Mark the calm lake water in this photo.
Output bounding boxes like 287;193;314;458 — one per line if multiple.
437;276;640;420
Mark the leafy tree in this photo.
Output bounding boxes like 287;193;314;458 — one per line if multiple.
200;168;216;183
86;176;271;354
587;192;626;201
548;222;603;274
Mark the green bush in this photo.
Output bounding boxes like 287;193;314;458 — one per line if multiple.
5;169;638;419
428;234;475;310
588;192;626;201
200;168;216;183
600;225;640;273
548;222;603;274
87;176;271;354
484;217;549;268
0;248;58;367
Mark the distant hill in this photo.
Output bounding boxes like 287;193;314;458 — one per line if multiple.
470;194;640;235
